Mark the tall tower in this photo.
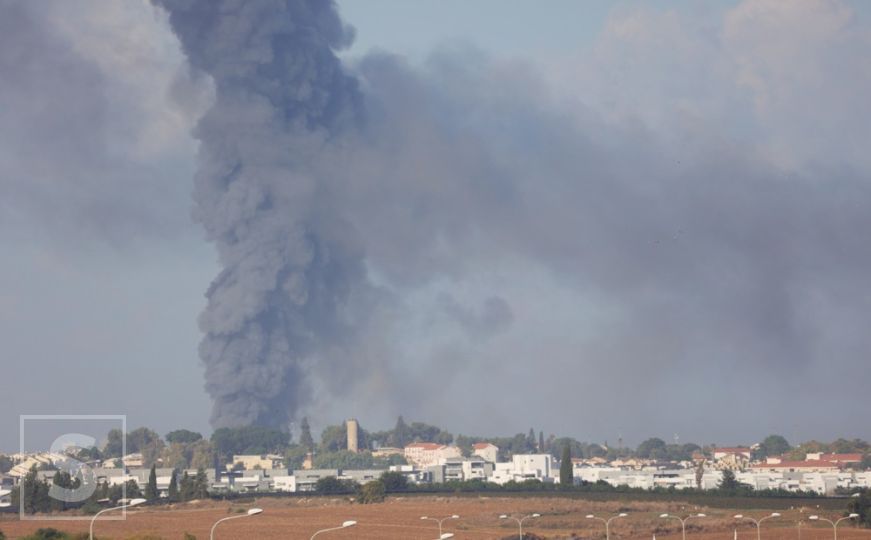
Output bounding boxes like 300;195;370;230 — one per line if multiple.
346;418;359;453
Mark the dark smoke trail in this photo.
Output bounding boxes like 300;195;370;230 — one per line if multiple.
154;0;365;428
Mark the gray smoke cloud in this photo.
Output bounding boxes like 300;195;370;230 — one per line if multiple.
138;0;871;442
154;0;368;428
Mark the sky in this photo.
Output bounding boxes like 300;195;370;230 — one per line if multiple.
2;0;871;452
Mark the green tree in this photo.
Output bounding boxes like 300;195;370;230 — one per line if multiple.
179;471;194;501
720;469;740;490
189;440;215;470
103;429;124;458
539;431;545;452
126;427;165;465
847;489;870;527
637;438;668;459
126;479;143;499
830;438;870;454
284;445;309;469
167;469;179;502
166;430;203;445
388;416;410;448
758;435;791;458
380;471;408;492
21;466;51;514
313;450;375;469
559;444;573;487
299;417;314;451
193;468;209;499
320;424;347;453
50;470;80;512
211;426;290;461
694;459;705;489
315;476;357;494
357;480;386;504
145;464;158;500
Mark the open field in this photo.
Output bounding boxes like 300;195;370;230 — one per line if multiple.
1;496;869;539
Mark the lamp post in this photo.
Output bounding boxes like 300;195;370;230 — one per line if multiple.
209;508;263;540
421;514;459;537
659;513;706;540
89;498;147;540
586;512;628;540
500;513;540;540
809;513;859;540
310;519;357;539
734;512;781;540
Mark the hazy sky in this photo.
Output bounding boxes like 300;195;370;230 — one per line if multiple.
2;0;871;451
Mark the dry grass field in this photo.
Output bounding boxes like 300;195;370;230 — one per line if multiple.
1;496;869;539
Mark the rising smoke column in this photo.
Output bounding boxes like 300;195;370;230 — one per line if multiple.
155;0;365;428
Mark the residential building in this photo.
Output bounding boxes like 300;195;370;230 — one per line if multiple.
713;447;752;460
490;454;553;485
231;454;285;471
372;447;403;458
751;460;840;474
472;442;499;463
122;453;144;468
404;443;461;468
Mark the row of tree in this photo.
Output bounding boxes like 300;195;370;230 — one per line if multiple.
14;462;212;515
52;419;871;474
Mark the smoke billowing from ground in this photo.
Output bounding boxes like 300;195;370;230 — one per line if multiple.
144;0;871;440
155;0;367;428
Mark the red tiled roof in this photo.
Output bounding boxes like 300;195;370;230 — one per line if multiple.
714;447;751;453
405;442;443;450
473;443;496;449
820;453;862;462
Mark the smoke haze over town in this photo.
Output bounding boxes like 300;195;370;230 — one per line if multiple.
3;0;871;451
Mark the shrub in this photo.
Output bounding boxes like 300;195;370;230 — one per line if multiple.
848;489;871;528
21;529;69;540
357;480;386;504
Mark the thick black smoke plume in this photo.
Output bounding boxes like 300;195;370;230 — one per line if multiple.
154;0;365;428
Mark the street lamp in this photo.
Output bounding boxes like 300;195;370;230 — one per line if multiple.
734;512;781;540
809;514;859;540
421;514;460;537
660;513;706;540
500;513;541;540
310;519;357;539
209;507;263;540
586;512;628;540
89;498;147;540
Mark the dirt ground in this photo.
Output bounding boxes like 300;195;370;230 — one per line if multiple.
1;496;869;539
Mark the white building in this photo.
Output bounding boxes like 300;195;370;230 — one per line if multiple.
472;442;499;463
491;454;554;485
122;453;144;468
231;454;285;470
404;443;462;468
272;475;296;492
